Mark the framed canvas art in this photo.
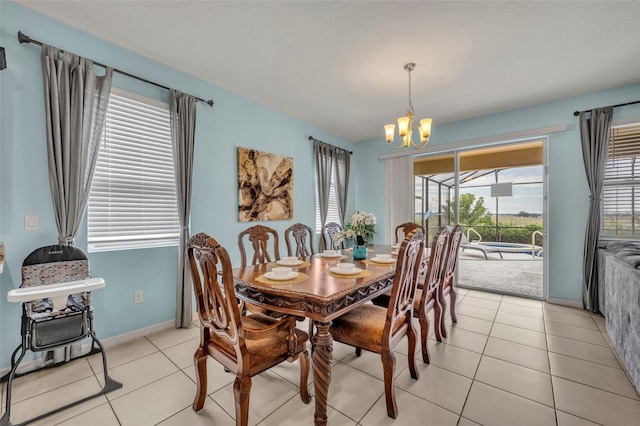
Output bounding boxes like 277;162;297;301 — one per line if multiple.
238;147;293;222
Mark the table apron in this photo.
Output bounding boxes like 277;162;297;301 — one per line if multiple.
234;276;393;322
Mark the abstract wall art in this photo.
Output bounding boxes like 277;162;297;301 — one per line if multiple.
238;147;293;222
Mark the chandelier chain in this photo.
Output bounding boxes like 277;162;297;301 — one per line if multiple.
407;68;414;115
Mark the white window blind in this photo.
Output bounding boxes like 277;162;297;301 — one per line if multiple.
315;161;343;232
601;122;640;238
88;88;180;252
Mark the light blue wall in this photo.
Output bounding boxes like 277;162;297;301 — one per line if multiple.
353;84;640;303
0;2;353;368
2;1;639;370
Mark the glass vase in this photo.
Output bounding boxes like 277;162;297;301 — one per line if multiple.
352;235;368;260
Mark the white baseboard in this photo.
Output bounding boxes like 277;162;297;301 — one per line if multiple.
545;297;584;309
0;319;177;378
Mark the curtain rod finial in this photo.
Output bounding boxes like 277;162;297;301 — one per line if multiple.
573;111;580;116
17;31;30;44
308;136;314;141
206;100;214;107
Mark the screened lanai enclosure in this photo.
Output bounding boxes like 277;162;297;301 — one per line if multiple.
413;141;545;298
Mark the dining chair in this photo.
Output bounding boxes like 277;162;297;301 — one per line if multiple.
321;221;344;251
394;222;426;244
329;231;424;419
373;227;450;364
238;224;280;267
284;223;315;257
187;233;311;426
439;224;463;338
415;227;449;362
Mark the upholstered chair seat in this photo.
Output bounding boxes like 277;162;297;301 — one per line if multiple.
209;313;309;370
330;305;406;347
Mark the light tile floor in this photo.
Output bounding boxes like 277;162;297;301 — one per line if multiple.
2;288;639;425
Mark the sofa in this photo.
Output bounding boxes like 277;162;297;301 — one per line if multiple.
597;241;640;391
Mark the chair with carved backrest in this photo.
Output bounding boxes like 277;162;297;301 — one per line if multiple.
238;225;280;267
321;221;344;251
372;228;449;364
284;223;315;257
395;222;426;244
414;227;449;363
329;231;424;419
188;233;310;426
439;224;463;338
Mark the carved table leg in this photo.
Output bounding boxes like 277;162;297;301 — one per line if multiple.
312;320;333;426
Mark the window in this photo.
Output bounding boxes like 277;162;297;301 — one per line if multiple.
602;122;640;238
315;161;343;232
88;88;180;252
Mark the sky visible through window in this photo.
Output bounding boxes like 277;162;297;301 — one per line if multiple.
417;165;543;215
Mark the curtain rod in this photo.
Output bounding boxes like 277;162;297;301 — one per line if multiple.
573;100;640;117
308;136;353;155
17;31;214;107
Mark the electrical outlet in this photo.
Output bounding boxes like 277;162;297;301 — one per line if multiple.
134;290;143;304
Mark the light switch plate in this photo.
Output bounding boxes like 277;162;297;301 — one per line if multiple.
24;215;39;231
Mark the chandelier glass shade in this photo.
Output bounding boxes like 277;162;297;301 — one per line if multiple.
384;63;432;149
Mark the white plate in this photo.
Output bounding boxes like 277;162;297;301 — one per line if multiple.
277;259;304;266
264;271;299;281
320;252;343;258
330;267;362;276
391;251;399;256
370;257;396;264
391;244;400;249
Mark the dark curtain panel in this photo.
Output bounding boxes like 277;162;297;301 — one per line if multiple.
314;140;351;250
334;149;350;226
41;44;113;245
580;107;613;312
170;90;197;328
314;141;334;250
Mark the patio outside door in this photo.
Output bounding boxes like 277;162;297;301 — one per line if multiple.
414;140;546;299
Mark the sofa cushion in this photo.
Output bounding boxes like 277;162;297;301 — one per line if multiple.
603;241;640;253
615;248;640;269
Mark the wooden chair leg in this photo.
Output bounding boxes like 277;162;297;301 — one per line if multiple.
192;348;208;411
449;286;458;323
439;290;448;339
233;375;252;426
406;321;420;380
418;310;431;364
299;349;311;403
381;351;398;419
434;294;444;342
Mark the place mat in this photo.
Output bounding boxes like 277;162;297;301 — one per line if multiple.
256;272;309;285
362;259;397;267
327;269;372;279
270;260;311;269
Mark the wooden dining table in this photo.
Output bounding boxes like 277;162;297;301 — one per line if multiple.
232;244;399;426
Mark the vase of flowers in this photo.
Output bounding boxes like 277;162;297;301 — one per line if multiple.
332;211;376;260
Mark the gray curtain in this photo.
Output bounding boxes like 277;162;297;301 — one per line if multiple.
314;140;351;250
315;141;334;251
41;44;113;245
334;149;350;225
170;90;197;328
580;107;613;312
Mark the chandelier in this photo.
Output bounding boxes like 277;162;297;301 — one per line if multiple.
384;63;432;149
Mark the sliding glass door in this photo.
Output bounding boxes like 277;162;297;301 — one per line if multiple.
414;140;546;298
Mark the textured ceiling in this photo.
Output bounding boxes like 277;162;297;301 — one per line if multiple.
15;1;640;142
